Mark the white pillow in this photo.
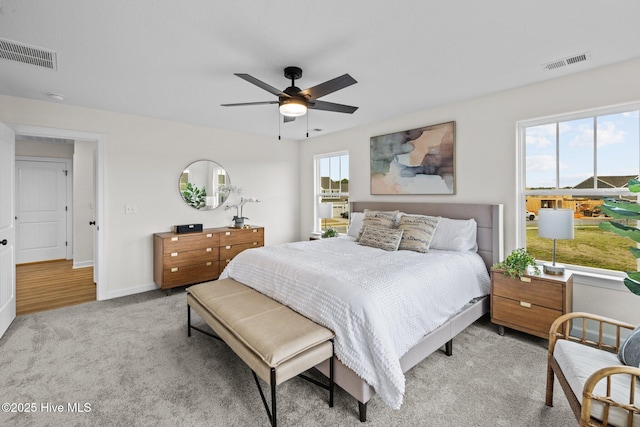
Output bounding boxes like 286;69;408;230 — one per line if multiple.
430;218;478;252
347;212;365;237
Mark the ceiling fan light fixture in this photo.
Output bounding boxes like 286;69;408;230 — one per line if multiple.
279;98;307;117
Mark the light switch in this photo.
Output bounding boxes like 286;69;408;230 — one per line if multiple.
125;204;137;214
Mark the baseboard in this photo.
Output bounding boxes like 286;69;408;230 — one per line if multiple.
100;282;158;300
570;322;630;347
72;260;94;269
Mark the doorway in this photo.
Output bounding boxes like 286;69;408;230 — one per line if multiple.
9;124;106;305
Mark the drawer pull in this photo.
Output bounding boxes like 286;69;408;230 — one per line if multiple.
171;237;178;242
520;301;531;308
171;252;178;257
226;245;231;250
206;262;212;266
171;267;178;273
253;242;257;245
206;233;212;238
252;229;257;233
520;276;531;283
206;248;212;252
226;259;231;263
225;232;231;236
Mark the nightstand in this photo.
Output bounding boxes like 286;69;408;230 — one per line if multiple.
490;269;573;339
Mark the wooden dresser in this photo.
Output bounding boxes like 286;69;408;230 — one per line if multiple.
490;269;573;339
153;226;264;290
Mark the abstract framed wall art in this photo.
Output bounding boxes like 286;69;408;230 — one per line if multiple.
370;121;455;195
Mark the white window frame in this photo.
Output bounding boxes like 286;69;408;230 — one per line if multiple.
517;101;640;279
314;150;349;233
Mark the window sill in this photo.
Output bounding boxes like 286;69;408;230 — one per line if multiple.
564;268;626;292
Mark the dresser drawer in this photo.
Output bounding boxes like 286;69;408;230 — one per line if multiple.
162;232;220;253
492;295;561;337
162;262;220;288
220;241;263;261
219;228;264;246
492;273;563;310
162;247;219;268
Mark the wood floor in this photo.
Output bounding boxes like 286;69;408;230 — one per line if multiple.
16;259;96;316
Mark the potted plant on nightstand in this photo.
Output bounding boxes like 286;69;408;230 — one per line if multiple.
322;227;339;238
492;248;541;279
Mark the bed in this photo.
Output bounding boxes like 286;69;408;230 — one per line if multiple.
219;202;503;421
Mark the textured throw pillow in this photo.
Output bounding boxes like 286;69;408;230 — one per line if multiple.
358;225;403;251
398;215;440;253
430;218;478;252
619;324;640;368
355;210;399;241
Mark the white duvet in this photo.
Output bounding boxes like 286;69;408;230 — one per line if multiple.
219;236;490;409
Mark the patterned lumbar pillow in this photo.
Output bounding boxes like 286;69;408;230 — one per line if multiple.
358;225;404;251
619;324;640;368
398;215;440;253
355;210;399;241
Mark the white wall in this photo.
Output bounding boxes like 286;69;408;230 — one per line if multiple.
0;94;299;298
299;58;640;325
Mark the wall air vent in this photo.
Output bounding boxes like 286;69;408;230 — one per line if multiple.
542;51;591;71
0;38;58;70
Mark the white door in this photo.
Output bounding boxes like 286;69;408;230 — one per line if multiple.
0;122;16;338
15;160;67;264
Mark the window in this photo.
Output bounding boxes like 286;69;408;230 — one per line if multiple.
315;152;349;234
519;103;640;273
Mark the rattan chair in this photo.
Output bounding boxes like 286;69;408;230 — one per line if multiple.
546;312;640;426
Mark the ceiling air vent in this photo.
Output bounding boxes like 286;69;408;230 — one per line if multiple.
542;51;591;71
0;38;58;70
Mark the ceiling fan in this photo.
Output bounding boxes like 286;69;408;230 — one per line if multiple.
221;66;358;123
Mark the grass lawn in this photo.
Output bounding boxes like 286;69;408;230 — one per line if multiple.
526;225;636;272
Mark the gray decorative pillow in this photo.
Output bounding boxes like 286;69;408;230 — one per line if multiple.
358;225;403;251
355;210;399;241
619;324;640;368
398;215;440;253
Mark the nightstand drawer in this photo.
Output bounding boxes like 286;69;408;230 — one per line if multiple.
492;273;563;310
492;295;561;337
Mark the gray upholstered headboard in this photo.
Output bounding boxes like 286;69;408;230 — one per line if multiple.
349;202;504;270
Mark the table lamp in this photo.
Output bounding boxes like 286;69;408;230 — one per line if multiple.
318;203;333;231
537;208;574;275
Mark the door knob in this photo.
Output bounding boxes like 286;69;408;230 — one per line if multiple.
0;239;7;245
89;221;96;225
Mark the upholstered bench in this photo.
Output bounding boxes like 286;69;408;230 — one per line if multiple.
186;278;335;427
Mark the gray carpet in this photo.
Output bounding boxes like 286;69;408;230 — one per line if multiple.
0;288;575;426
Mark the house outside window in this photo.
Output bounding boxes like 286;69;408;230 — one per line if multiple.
315;151;349;234
519;103;640;273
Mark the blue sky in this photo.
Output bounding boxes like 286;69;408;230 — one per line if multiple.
526;110;640;188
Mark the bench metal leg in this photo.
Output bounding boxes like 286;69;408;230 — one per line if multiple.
253;368;277;427
187;305;192;337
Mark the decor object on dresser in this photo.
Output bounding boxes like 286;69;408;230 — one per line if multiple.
546;312;640;426
370;121;455;195
226;196;260;228
491;247;540;279
538;208;574;275
153;226;264;291
219;201;502;421
491;269;573;338
179;160;230;210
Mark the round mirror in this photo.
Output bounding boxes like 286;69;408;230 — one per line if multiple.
179;160;230;210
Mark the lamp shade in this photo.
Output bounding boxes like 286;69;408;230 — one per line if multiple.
279;98;307;117
318;203;333;219
538;208;574;240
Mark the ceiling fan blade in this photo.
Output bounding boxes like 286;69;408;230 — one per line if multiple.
309;100;358;114
234;73;290;98
283;115;296;123
221;101;278;107
299;74;357;100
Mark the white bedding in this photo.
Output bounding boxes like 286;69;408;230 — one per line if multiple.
219;236;490;409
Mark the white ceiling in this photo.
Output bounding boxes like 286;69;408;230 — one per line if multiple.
1;1;639;141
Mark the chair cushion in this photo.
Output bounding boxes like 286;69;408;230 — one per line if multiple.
554;339;640;426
